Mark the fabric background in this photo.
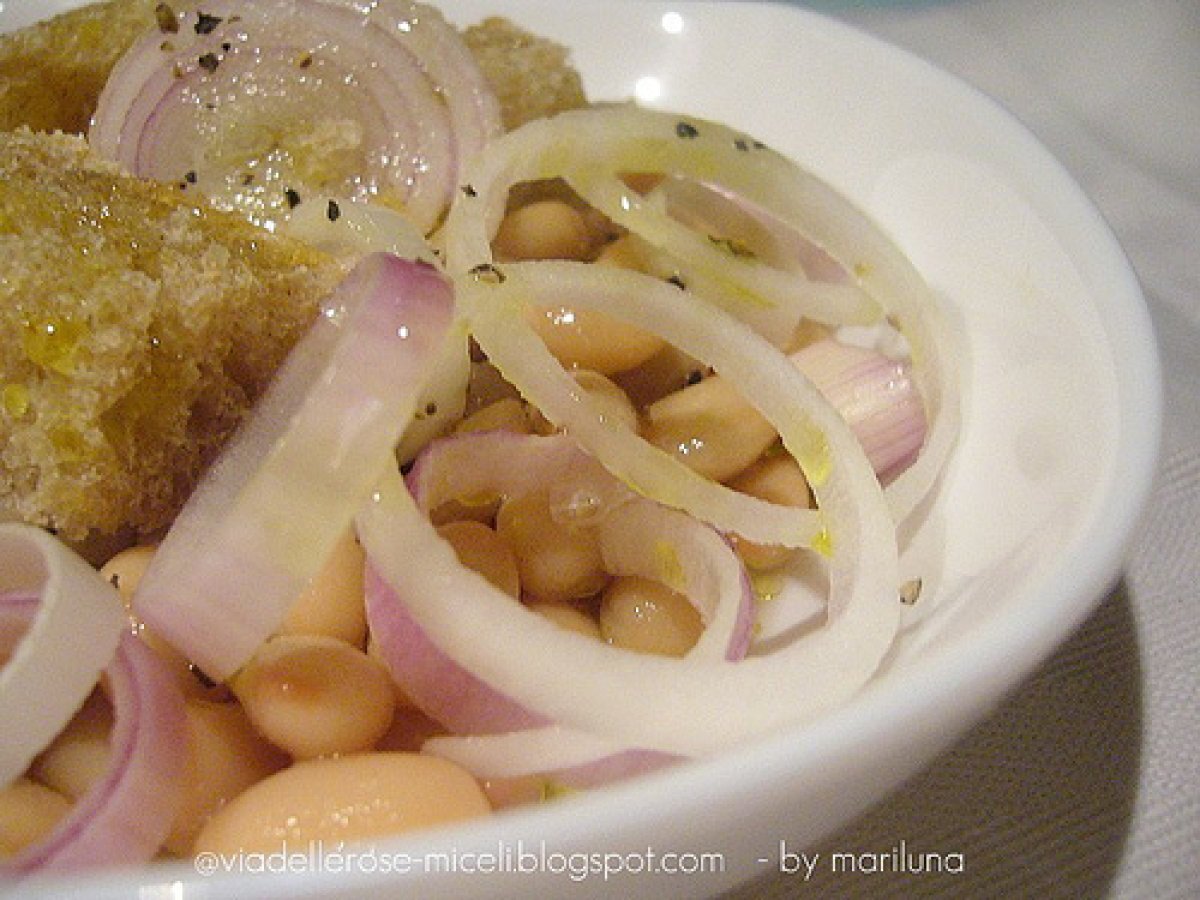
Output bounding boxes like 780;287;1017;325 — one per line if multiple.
725;0;1200;896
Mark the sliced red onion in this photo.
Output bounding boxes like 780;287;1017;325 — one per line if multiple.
0;525;126;789
443;105;959;529
364;433;754;777
366;563;549;736
134;253;455;682
1;618;187;875
368;434;754;731
359;460;894;756
459;262;828;550
792;338;927;483
361;255;900;755
90;0;501;232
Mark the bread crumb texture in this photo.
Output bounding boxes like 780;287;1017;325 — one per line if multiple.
0;129;340;542
0;0;168;134
464;17;587;130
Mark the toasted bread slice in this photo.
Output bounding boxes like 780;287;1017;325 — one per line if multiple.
0;129;342;543
0;0;169;133
463;16;587;130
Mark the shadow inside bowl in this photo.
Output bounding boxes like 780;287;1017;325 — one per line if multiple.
722;579;1142;898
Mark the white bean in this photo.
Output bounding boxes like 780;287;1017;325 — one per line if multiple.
599;576;702;657
29;690;111;801
0;778;72;857
165;699;288;856
727;454;813;569
437;520;521;599
192;752;490;856
641;373;777;482
493;199;595;261
231;635;395;760
495;489;608;602
279;527;367;646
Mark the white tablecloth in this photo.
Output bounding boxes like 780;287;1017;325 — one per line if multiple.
726;0;1200;896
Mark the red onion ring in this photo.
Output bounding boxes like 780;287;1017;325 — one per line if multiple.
90;0;501;232
364;432;754;779
1;594;187;876
0;526;126;789
134;253;456;682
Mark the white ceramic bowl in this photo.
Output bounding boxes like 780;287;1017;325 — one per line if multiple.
7;0;1161;897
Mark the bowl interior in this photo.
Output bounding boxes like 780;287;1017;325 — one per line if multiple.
9;1;1160;898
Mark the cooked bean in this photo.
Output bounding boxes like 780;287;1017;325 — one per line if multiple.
29;690;111;801
454;396;534;435
192;752;490;855
0;778;71;857
493;199;594;261
231;635;395;760
437;520;521;599
641;373;777;482
165;699;288;856
279;527;367;646
599;575;702;657
727;454;813;569
99;544;156;603
594;233;649;271
495;490;608;602
527;303;666;375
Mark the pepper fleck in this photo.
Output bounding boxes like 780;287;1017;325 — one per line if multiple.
666;274;687;290
425;401;439;417
284;188;302;209
461;183;478;198
194;12;224;35
469;262;506;284
326;199;341;222
675;121;700;139
155;3;179;33
184;170;198;184
197;52;220;73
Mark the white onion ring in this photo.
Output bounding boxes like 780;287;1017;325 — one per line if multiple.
134;253;456;681
443;104;959;528
366;432;754;740
1;601;187;875
0;525;126;789
460;263;830;549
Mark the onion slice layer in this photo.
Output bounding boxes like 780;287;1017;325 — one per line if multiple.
134;253;455;681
